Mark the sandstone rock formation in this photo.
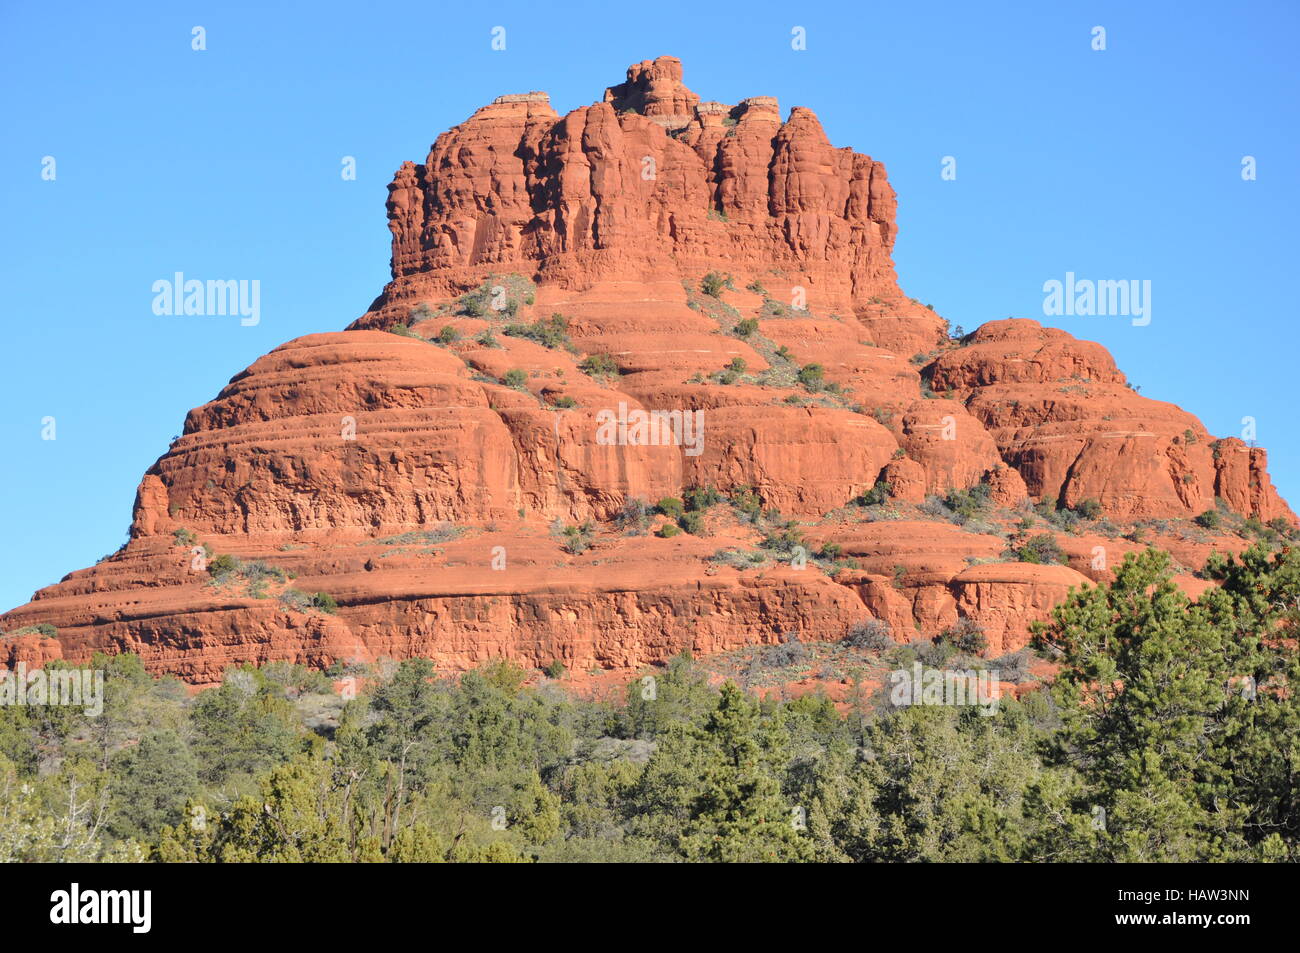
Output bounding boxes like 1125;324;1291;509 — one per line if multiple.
927;320;1292;520
2;57;1292;687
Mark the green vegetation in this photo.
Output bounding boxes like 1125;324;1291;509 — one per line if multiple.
614;498;650;535
579;354;619;378
206;556;294;598
279;589;339;614
378;525;461;548
558;521;595;555
1267;516;1296;537
647;487;725;536
1027;546;1300;860
715;356;748;385
4;623;57;640
684;485;723;512
1195;508;1222;530
454;275;533;319
457;286;493;317
1033;495;1104;532
937;618;987;654
730;485;763;522
1011;533;1065;565
1071;497;1103;520
943;483;992;522
796;363;825;391
679;511;705;536
504;313;571;350
656;497;685;520
842;619;892;652
502;369;529;389
857;481;891;507
311;592;338;614
700;272;733;298
3;544;1300;861
760;521;805;558
207;553;239;577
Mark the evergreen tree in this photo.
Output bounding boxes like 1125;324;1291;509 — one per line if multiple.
676;683;813;862
106;728;198;842
1030;547;1300;860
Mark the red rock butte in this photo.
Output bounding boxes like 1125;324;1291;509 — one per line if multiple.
3;56;1293;685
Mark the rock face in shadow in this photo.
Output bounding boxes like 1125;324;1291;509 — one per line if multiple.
1;57;1291;686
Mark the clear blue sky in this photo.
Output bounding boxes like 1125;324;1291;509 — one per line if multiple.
2;0;1297;612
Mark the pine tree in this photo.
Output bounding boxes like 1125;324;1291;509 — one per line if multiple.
1030;547;1298;860
678;683;813;862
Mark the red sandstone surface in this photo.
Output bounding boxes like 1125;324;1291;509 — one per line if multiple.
2;57;1293;687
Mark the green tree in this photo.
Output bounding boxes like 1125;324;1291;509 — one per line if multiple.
1030;547;1287;861
0;755;144;862
210;758;351;863
363;658;447;846
861;702;1042;862
106;729;198;842
675;683;813;862
189;667;302;789
620;652;714;740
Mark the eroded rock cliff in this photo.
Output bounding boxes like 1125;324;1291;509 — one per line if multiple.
3;57;1291;686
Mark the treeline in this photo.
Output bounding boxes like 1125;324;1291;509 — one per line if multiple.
1;546;1298;863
